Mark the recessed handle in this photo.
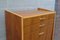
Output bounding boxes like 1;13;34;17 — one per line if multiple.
40;18;46;20
39;32;44;36
39;24;45;27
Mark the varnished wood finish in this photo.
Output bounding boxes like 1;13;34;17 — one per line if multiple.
5;11;22;40
46;14;55;40
5;8;55;40
23;18;32;40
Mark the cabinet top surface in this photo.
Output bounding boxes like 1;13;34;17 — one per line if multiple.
5;8;55;18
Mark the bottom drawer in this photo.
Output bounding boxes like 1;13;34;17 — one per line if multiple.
31;23;47;40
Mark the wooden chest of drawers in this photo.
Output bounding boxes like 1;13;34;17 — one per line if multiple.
5;8;55;40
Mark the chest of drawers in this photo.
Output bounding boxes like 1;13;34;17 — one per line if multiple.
5;8;55;40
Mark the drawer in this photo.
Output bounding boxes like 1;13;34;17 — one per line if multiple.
38;29;47;40
32;23;47;33
31;15;48;24
47;14;55;19
31;23;40;40
39;26;47;33
48;19;54;24
23;18;32;26
31;15;48;32
45;21;54;40
39;24;47;36
31;22;47;37
39;15;48;20
31;24;47;40
31;14;54;40
24;25;31;40
39;32;46;40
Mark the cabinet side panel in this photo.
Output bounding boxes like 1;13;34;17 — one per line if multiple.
5;11;12;40
5;11;22;40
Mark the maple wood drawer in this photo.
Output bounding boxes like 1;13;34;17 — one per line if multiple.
23;18;32;26
47;14;55;19
39;15;48;20
32;15;48;24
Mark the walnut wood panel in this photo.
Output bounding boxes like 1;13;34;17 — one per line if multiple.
5;11;22;40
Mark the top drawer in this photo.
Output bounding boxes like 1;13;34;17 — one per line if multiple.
31;15;47;24
47;14;55;19
31;14;55;24
23;13;55;27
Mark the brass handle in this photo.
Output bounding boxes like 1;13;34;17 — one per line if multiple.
39;32;44;36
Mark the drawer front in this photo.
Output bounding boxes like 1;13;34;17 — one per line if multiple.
47;14;55;19
31;15;48;40
31;23;47;40
45;17;55;40
23;18;32;26
23;14;55;40
23;18;32;40
31;23;40;40
45;14;55;40
31;14;55;40
32;15;48;24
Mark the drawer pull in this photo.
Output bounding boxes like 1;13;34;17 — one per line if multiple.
39;32;44;35
40;24;45;27
40;18;46;20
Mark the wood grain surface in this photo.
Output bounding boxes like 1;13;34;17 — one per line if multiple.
5;11;22;40
5;8;55;40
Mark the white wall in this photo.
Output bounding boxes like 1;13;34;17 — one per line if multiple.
7;0;55;10
37;0;55;10
0;0;7;40
0;0;55;40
